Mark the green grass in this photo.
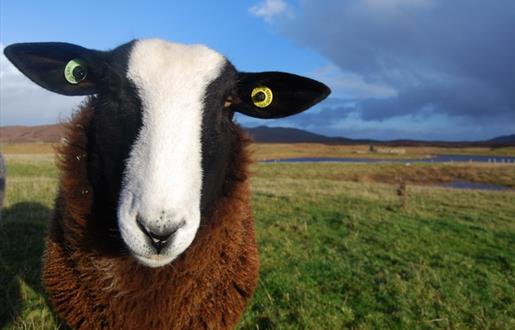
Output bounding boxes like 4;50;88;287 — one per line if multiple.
254;162;515;188
0;154;60;329
251;143;515;161
1;154;514;329
240;172;515;329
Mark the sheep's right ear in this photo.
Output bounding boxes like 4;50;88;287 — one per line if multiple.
3;42;105;96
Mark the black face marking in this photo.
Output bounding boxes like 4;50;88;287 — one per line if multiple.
85;41;144;234
200;62;239;215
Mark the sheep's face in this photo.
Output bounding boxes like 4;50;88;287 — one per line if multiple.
117;40;231;267
4;39;330;268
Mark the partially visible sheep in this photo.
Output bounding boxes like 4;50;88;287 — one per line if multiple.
0;153;5;213
4;39;330;328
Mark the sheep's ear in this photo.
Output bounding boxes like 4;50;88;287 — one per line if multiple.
233;72;330;119
3;42;104;96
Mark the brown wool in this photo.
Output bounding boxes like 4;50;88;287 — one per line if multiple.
43;104;259;329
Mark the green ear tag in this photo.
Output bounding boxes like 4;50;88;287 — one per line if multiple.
252;86;273;108
64;59;87;84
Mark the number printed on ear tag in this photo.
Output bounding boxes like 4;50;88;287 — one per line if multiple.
64;59;87;84
251;86;273;108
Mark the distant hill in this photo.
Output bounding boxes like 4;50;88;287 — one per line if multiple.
0;124;66;143
487;134;515;144
0;123;513;146
245;126;515;146
245;126;352;143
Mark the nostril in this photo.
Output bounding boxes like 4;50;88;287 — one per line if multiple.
136;215;185;253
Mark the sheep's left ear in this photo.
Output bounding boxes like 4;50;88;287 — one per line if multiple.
233;72;330;119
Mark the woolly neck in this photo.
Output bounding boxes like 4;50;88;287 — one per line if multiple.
43;103;259;328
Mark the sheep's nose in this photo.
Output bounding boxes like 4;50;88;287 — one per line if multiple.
136;215;185;253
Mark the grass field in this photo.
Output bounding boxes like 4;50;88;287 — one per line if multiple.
250;143;515;161
0;145;514;329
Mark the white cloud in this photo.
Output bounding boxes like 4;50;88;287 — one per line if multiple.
0;44;83;126
249;0;291;22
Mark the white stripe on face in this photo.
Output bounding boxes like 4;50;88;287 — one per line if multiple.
117;39;226;267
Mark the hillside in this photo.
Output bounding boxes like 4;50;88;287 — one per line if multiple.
0;124;66;143
488;134;515;144
1;123;514;146
245;126;351;143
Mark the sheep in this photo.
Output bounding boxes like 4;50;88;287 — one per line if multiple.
0;153;5;213
4;38;330;329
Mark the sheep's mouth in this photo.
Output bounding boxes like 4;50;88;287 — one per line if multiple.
134;253;174;268
122;234;181;268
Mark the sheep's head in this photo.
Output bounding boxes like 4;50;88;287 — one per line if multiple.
4;39;330;267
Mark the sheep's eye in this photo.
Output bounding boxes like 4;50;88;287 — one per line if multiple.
223;95;233;108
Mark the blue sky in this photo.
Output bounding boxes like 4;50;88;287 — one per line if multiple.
1;0;514;141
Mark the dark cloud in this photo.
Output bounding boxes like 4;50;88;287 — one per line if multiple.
238;96;515;141
256;0;515;138
358;78;512;121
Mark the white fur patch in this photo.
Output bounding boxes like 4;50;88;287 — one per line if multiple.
117;39;226;267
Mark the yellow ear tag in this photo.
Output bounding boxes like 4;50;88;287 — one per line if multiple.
64;59;87;84
251;86;273;108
